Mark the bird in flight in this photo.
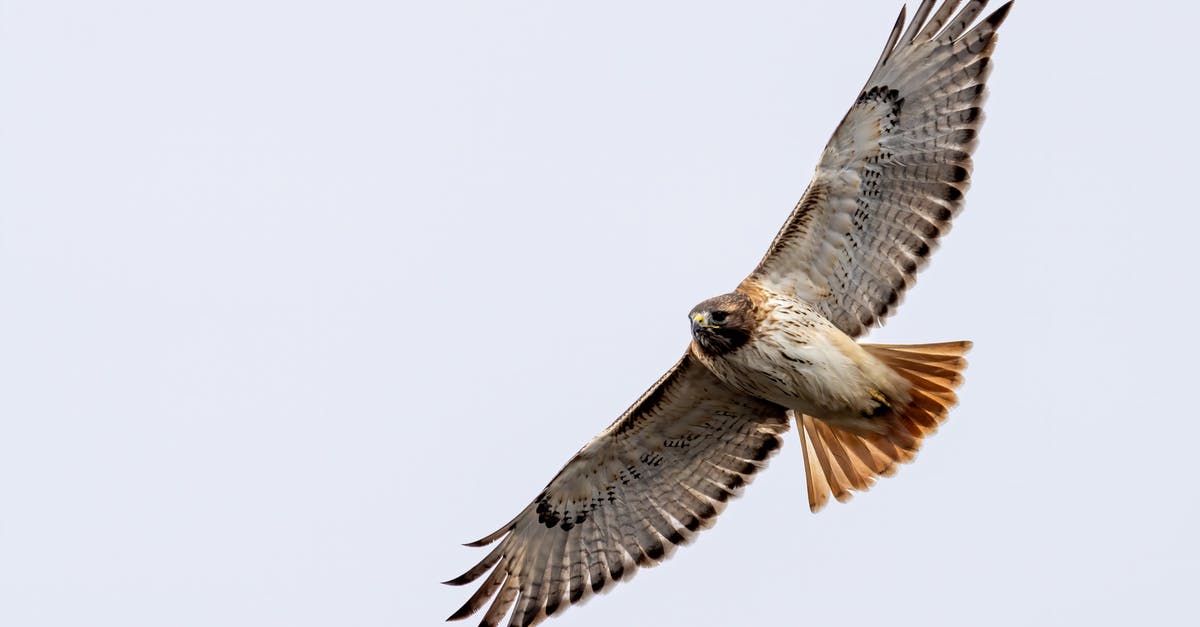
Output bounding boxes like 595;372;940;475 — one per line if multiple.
446;1;1012;625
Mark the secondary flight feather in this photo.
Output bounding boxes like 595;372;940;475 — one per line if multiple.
446;2;1012;625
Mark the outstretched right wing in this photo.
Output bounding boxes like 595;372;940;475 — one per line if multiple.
445;354;789;627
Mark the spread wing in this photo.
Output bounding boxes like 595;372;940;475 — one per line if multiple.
746;0;1013;338
445;355;788;627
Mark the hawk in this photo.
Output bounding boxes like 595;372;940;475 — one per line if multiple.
446;1;1012;625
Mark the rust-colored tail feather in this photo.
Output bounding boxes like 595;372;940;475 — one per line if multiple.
798;340;971;512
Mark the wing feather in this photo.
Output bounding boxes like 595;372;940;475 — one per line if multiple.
747;0;1013;338
915;0;966;44
900;0;941;45
445;355;788;627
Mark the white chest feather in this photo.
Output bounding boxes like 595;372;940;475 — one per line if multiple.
693;294;907;423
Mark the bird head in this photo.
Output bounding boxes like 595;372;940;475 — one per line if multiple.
688;292;756;356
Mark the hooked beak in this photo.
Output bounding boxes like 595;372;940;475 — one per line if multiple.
691;312;709;333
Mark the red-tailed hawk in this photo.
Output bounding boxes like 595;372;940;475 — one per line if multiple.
446;1;1012;625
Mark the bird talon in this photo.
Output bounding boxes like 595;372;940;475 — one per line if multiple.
864;390;892;417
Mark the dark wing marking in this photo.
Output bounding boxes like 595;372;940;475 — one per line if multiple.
445;354;788;627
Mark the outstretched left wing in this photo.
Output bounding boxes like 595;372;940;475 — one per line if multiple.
445;354;788;627
746;0;1013;338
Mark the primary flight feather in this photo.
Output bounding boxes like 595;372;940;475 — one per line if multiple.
446;1;1012;625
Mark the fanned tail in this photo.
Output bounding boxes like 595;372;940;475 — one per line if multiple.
799;341;971;512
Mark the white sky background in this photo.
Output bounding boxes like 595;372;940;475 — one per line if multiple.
2;1;1197;625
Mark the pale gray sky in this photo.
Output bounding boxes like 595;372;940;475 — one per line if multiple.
2;1;1197;626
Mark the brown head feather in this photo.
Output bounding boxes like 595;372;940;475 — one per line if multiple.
688;292;761;357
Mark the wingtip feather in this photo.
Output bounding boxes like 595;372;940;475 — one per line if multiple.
987;0;1014;29
873;4;908;72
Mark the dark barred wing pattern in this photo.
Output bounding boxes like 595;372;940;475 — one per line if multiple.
445;355;788;627
748;0;1013;338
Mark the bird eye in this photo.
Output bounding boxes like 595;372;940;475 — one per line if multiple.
710;311;728;324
